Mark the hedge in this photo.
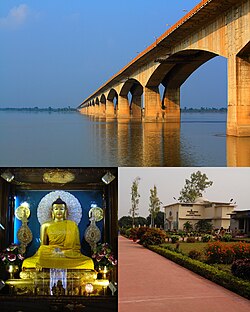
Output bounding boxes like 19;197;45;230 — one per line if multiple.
149;245;250;300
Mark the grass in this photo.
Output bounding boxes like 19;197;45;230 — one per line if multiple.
161;242;208;255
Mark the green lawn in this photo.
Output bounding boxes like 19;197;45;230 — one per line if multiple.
161;242;208;255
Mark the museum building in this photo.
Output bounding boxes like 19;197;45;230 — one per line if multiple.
163;197;236;231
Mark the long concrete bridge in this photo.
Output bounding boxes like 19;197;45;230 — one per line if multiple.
78;0;250;137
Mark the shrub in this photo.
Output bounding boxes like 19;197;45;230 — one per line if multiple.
205;242;235;264
186;237;196;243
231;258;250;280
188;249;201;260
119;228;127;235
129;227;138;240
136;227;148;240
202;234;213;242
170;235;180;243
220;234;232;242
205;241;250;264
125;228;132;238
140;228;167;247
233;242;250;260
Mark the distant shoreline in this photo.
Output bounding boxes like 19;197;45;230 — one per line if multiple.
0;107;227;113
0;107;77;112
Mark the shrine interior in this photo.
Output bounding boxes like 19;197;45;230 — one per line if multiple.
0;167;118;312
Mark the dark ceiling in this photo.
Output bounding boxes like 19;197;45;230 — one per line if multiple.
0;168;118;189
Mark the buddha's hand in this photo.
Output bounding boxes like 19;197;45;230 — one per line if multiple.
53;247;65;257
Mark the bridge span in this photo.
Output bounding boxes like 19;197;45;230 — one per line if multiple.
78;0;250;137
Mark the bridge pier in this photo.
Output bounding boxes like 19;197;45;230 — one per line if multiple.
227;55;250;136
144;87;162;121
162;88;181;123
106;100;116;118
88;106;94;115
131;95;142;118
117;96;130;118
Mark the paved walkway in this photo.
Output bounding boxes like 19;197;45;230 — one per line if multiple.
118;236;250;312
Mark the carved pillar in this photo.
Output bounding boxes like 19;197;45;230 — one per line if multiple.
162;87;181;123
144;86;162;121
227;55;250;136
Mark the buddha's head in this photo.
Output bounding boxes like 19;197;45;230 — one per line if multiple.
51;197;68;221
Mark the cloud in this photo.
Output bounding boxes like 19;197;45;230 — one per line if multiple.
0;4;30;29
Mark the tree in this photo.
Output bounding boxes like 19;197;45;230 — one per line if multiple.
178;171;213;203
195;219;213;233
129;177;140;227
118;216;133;228
146;211;164;228
134;216;148;227
149;185;162;227
183;221;193;232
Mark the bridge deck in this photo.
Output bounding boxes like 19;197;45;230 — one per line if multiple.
81;0;241;106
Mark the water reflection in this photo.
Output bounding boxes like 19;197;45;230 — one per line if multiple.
227;136;250;166
114;120;181;166
0;111;249;166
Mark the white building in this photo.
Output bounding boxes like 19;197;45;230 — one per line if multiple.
163;197;236;231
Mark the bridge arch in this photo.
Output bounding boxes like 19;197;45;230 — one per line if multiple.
120;78;143;118
106;88;118;117
145;49;218;121
100;94;106;106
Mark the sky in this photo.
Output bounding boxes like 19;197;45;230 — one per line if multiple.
0;0;227;108
118;167;250;218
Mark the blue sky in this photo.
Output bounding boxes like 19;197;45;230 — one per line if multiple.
0;1;227;108
119;168;250;218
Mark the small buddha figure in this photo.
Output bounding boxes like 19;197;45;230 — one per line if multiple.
22;197;94;270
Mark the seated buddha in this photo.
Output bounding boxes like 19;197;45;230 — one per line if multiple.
22;197;94;270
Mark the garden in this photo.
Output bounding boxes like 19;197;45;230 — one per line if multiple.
120;226;250;299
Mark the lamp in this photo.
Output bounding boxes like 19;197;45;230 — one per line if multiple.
102;172;115;185
1;170;14;182
0;223;5;230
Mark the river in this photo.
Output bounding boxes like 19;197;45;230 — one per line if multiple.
0;111;249;167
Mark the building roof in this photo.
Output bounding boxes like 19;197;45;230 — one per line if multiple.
164;198;236;208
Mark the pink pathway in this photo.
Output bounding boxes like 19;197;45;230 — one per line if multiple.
118;236;250;312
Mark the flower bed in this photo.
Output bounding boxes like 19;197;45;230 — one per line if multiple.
205;241;250;264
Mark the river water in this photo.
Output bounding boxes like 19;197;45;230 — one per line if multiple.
0;111;249;167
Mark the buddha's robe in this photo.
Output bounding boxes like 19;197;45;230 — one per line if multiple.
22;220;94;270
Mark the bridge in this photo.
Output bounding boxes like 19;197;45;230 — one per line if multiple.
78;0;250;137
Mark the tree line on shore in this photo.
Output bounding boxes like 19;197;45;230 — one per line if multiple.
0;107;77;112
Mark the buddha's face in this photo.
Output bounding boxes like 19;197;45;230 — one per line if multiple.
52;203;67;221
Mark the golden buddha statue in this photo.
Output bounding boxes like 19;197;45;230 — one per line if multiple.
22;197;94;270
